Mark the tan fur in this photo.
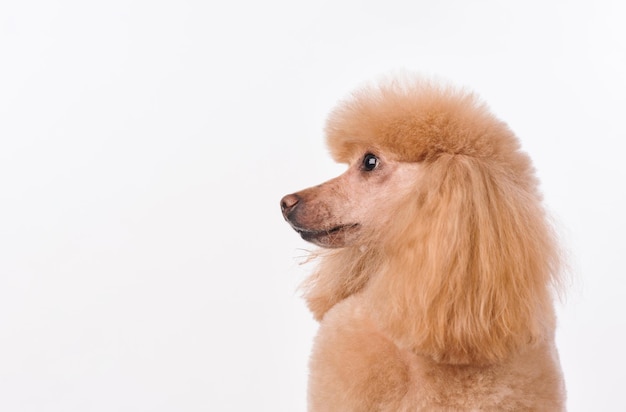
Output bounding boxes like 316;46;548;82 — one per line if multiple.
281;76;565;411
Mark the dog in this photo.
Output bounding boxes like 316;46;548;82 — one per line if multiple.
281;76;565;411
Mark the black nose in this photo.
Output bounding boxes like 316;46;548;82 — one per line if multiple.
280;194;300;216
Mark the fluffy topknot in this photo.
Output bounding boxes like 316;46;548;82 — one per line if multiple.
325;78;520;164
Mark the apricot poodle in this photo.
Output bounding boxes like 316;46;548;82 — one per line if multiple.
281;76;565;411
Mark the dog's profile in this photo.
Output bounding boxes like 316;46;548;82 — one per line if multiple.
281;76;565;411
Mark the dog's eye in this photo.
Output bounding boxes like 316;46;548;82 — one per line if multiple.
362;153;379;171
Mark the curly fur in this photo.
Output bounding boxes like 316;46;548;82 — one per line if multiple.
282;76;565;411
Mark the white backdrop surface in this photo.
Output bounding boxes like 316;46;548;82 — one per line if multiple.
1;1;625;411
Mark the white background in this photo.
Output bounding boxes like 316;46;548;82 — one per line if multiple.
1;1;625;411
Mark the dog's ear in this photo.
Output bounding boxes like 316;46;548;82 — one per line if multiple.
368;153;561;364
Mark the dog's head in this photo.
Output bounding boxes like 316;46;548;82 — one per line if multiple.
282;77;562;365
281;78;523;250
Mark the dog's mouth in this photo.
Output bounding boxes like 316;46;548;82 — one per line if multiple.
294;223;360;248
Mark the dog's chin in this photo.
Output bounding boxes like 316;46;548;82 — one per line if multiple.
295;224;360;248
